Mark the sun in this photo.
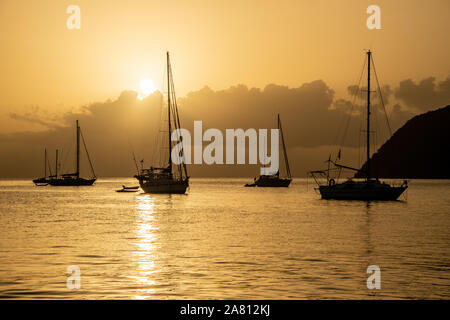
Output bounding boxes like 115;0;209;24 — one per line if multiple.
138;78;157;99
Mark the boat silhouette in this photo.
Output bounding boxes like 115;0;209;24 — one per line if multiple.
245;114;292;187
32;148;51;186
116;185;139;193
134;52;189;194
47;120;97;186
309;50;407;200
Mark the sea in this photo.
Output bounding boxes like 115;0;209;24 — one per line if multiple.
0;178;449;299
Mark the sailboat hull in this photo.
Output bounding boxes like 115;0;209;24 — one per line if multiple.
138;178;189;194
48;178;96;186
254;176;292;187
318;181;407;200
33;178;49;186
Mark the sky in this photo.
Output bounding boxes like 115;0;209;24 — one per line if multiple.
0;0;449;177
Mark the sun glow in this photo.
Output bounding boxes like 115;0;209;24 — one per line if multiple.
138;78;157;99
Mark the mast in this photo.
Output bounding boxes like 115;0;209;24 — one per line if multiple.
366;50;371;181
132;149;139;176
76;120;80;178
47;150;53;177
278;114;291;179
44;148;47;178
167;52;172;175
80;128;96;178
55;149;59;178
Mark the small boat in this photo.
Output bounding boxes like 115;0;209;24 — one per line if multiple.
48;120;97;186
34;181;48;186
134;52;189;194
33;148;50;186
116;187;139;193
245;114;292;187
122;185;139;190
308;50;408;200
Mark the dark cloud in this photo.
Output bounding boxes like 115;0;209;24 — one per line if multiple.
347;84;393;106
0;78;430;178
8;105;63;129
395;76;450;110
179;80;339;148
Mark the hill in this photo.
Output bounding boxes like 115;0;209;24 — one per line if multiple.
355;105;450;179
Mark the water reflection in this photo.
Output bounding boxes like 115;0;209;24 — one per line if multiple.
364;202;373;256
130;194;159;299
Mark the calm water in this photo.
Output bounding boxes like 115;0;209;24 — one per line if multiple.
0;178;449;299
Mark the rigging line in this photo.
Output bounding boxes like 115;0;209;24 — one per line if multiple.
168;72;178;176
60;147;71;174
278;114;291;178
358;100;362;169
80;129;96;178
171;73;188;179
152;63;166;167
337;54;367;153
371;55;392;137
47;154;53;177
127;139;140;175
168;60;186;179
153;90;164;166
373;99;379;152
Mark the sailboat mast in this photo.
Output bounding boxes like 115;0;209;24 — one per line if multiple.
167;52;172;174
55;149;59;178
278;114;291;179
44;148;47;178
76;120;80;178
366;50;371;181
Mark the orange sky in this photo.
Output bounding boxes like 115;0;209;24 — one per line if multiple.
0;0;449;133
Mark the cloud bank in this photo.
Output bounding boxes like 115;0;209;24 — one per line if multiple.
0;76;448;178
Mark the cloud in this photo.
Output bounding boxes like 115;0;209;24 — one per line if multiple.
179;80;340;148
347;84;393;106
0;77;435;178
395;76;450;110
8;105;63;130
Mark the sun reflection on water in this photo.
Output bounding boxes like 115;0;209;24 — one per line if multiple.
130;194;159;298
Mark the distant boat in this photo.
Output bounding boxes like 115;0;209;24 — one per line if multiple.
122;185;139;190
245;114;292;187
134;52;189;194
48;120;97;186
309;50;408;200
32;148;50;186
116;185;139;193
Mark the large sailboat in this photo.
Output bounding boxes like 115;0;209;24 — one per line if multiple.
134;52;189;194
245;114;292;187
32;148;51;186
48;120;97;186
309;50;407;200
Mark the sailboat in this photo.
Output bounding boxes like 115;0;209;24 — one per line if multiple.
245;114;292;187
309;50;408;200
48;120;97;186
134;52;189;194
32;148;50;186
